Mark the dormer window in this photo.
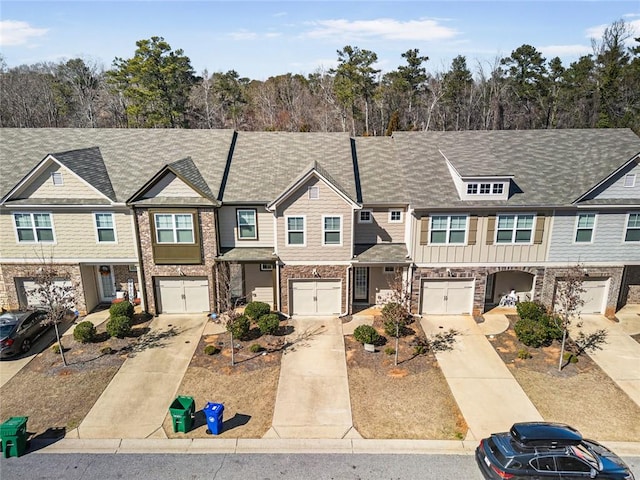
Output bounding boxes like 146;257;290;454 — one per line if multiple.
467;184;478;195
465;181;508;199
480;183;491;194
493;184;503;194
51;172;63;186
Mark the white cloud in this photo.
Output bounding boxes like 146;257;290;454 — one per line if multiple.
273;12;287;18
586;18;639;40
265;32;282;38
305;18;459;42
228;29;258;41
539;44;592;58
0;20;48;47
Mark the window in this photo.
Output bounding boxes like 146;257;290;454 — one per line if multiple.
154;213;194;243
308;186;319;199
384;266;395;274
260;263;273;271
575;213;595;243
466;182;505;195
625;213;640;242
323;216;341;245
493;183;504;194
51;172;63;186
496;214;534;244
95;213;116;243
480;183;491;194
237;209;257;240
287;216;305;245
13;213;54;243
556;457;591;473
532;457;557;472
430;215;467;244
128;264;138;272
389;209;402;223
467;184;478;194
358;210;372;223
624;174;636;187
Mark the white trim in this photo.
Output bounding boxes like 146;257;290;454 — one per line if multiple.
624;173;637;187
282;260;352;266
12;211;57;244
93;211;118;244
388;209;403;223
267;170;359;210
573;212;596;244
285;214;306;247
236;208;258;240
624;211;640;243
322;214;342;246
495;212;536;245
1;257;139;263
3;203;118;209
358;209;373;223
260;263;274;271
574;153;640;203
428;213;468;245
154;212;196;244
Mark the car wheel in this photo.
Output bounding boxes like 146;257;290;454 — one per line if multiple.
20;338;32;353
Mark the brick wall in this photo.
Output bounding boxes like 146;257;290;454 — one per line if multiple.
279;264;348;315
620;265;640;305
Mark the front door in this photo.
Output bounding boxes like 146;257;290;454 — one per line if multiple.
97;265;116;302
354;267;369;302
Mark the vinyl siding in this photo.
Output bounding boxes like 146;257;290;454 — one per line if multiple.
276;177;352;262
588;162;640;200
244;263;274;306
143;172;198;198
218;205;274;247
354;207;405;244
548;210;640;262
369;266;395;304
0;209;137;260
19;162;102;200
411;213;549;264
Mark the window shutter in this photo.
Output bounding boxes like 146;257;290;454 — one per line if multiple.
420;216;429;245
534;213;546;244
486;215;495;245
468;215;478;245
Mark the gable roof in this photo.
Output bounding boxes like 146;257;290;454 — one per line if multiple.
354;136;408;204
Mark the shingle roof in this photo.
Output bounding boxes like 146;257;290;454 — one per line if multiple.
218;247;277;262
353;243;410;263
168;157;216;200
354;136;408;204
53;147;116;201
394;129;640;209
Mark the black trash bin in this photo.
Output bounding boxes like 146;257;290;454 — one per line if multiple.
203;402;224;435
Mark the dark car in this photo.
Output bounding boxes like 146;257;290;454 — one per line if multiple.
0;310;50;358
476;422;635;479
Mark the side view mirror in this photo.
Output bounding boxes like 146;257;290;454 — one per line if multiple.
590;468;597;479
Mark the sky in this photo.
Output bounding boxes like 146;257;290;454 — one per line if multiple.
0;1;639;80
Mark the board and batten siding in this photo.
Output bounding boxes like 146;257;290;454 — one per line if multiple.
588;161;640;201
354;207;405;244
143;172;200;198
411;213;549;264
20;163;102;200
548;210;640;263
218;205;274;248
0;209;137;259
276;177;353;262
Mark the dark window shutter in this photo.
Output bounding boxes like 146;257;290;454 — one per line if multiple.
534;213;546;244
420;216;429;245
468;215;478;245
486;215;495;245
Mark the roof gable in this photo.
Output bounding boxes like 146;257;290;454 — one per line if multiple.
575;155;640;205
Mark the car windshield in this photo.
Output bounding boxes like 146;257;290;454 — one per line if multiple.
569;444;600;470
0;323;17;337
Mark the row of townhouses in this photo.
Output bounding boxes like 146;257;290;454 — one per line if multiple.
0;128;639;320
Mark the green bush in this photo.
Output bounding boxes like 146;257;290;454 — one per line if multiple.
514;317;556;348
106;315;131;338
257;313;280;335
516;301;546;321
250;343;264;353
227;314;250;340
353;324;380;345
204;345;220;355
381;302;409;322
413;345;428;355
51;343;62;354
517;348;532;359
244;301;271;321
100;346;114;355
73;321;97;343
109;301;134;320
384;347;396;355
563;351;578;363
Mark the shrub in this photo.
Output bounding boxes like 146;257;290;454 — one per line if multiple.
73;321;97;343
563;351;578;363
353;324;380;345
516;301;546;321
204;345;220;355
413;345;428;355
244;301;271;321
106;315;131;338
384;347;396;355
257;313;280;335
514;317;553;348
227;314;250;340
517;348;532;360
51;343;62;354
381;302;411;337
109;301;134;320
100;346;114;355
250;343;264;353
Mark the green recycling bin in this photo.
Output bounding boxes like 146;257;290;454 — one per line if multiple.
169;396;195;433
0;416;28;458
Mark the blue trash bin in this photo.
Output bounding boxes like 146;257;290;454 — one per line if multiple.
203;402;224;435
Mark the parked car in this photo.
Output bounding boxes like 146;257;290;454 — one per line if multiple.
0;310;50;358
476;422;635;479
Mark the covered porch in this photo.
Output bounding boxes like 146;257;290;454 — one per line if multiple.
484;269;536;311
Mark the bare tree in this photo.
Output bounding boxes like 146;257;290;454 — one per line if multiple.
553;265;586;371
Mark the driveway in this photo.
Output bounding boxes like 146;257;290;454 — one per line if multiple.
75;314;208;439
420;315;543;442
266;317;358;439
0;327;58;388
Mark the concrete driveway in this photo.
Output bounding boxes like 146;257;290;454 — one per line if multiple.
421;315;543;442
75;313;208;439
266;317;359;439
0;327;58;388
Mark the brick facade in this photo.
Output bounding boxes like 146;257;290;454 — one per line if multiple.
136;207;217;315
620;265;640;305
279;264;348;315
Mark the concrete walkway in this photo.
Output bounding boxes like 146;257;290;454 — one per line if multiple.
74;314;208;439
571;314;640;408
420;315;543;442
266;317;359;439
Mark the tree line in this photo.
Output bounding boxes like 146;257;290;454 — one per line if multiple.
1;20;638;135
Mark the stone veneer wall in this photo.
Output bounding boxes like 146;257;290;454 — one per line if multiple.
0;263;87;314
136;208;217;315
540;266;624;319
279;264;348;315
620;265;640;305
411;266;546;318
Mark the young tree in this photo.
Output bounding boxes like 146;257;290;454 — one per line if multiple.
553;265;586;371
381;269;412;366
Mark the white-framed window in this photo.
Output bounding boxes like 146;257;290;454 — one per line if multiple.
467;184;478;194
154;213;194;244
13;212;55;243
466;182;505;195
51;172;63;186
237;209;257;240
358;210;372;223
323;215;342;245
480;183;491;194
624;174;637;187
625;213;640;242
308;186;319;200
496;214;535;244
286;216;305;246
430;215;467;244
128;264;138;272
575;213;596;243
260;263;273;271
383;266;395;274
493;184;504;194
389;209;403;223
94;212;117;243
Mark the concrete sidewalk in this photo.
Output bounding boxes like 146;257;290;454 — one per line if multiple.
421;315;543;442
266;317;359;439
572;314;640;408
74;314;208;439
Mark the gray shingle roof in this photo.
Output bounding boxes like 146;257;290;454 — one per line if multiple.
394;129;640;209
353;243;410;263
218;247;277;262
168;157;216;200
52;147;116;201
354;136;409;204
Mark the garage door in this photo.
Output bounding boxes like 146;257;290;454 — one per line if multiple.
290;280;341;316
17;278;73;309
421;279;474;314
156;277;209;314
556;278;608;314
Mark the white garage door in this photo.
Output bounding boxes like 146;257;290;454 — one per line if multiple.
556;278;608;314
290;280;342;316
17;278;73;309
421;279;474;315
156;277;209;314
